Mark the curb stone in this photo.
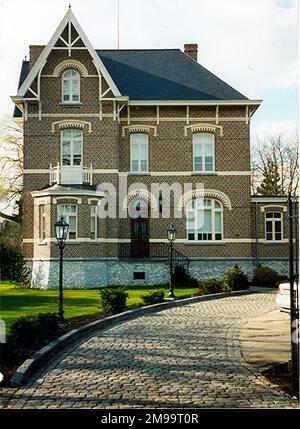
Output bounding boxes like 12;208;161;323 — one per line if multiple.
10;289;258;387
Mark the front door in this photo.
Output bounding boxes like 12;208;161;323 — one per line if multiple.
131;216;150;258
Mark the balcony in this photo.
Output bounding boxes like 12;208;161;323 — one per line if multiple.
50;163;93;185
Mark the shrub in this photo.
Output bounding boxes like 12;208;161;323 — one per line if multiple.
141;289;165;306
253;266;281;288
173;264;198;288
223;265;249;291
8;313;59;349
198;278;224;295
99;287;128;315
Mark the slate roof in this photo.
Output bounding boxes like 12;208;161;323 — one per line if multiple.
14;60;29;117
97;49;247;101
13;49;248;117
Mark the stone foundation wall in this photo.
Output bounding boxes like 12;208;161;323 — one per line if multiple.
28;257;290;289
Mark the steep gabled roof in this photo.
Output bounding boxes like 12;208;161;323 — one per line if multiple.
14;60;29;117
15;8;120;99
97;49;248;101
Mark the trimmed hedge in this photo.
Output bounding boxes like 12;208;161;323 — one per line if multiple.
223;265;249;291
198;278;224;294
141;289;165;305
99;287;128;315
253;266;281;288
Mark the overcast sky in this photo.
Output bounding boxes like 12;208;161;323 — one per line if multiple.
0;0;298;142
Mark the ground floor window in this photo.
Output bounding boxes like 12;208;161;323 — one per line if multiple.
57;204;77;240
90;204;97;240
39;204;46;241
186;198;223;242
265;211;283;241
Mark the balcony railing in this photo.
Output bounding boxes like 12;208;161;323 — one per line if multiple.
50;163;93;185
118;242;190;273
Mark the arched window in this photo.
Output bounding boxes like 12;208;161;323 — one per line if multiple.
186;198;223;242
193;133;214;173
62;70;80;103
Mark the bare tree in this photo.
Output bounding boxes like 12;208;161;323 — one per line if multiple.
0;119;23;222
251;133;299;197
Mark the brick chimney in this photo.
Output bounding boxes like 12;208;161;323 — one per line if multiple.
29;45;46;69
184;44;198;62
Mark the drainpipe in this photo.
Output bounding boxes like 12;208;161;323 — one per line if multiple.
255;201;259;267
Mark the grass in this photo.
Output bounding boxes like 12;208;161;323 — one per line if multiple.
0;281;198;333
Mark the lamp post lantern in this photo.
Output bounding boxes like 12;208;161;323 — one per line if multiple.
167;224;177;299
54;215;69;325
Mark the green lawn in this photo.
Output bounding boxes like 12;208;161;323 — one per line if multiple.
0;281;198;332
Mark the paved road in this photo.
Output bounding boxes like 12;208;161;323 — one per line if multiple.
1;291;298;408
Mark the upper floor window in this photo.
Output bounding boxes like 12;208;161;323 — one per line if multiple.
186;198;223;242
61;129;83;166
57;204;77;240
130;133;148;173
193;133;214;173
62;70;80;103
265;211;283;241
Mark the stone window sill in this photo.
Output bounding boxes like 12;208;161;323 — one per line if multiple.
185;241;225;245
264;241;285;245
38;241;47;246
191;172;217;176
59;102;82;107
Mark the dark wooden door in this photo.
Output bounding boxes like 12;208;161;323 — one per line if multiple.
131;216;150;258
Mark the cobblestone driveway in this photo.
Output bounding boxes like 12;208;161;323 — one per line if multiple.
1;291;298;408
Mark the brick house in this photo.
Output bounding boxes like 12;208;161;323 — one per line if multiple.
11;9;291;289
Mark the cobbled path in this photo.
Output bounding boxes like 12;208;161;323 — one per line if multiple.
1;291;298;408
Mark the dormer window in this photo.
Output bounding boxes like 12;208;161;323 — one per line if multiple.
62;69;80;103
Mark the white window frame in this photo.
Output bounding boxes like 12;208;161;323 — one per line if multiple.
39;204;46;241
90;204;97;241
130;133;149;173
265;211;283;242
193;133;215;173
186;198;223;242
57;204;78;240
61;129;83;167
62;69;80;104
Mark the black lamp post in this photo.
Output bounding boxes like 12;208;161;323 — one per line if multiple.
167;224;177;299
54;215;69;325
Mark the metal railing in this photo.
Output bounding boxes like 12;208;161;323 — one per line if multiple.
118;242;190;273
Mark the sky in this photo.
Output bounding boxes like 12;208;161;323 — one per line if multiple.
0;0;298;143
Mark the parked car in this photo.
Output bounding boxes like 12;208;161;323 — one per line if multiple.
275;282;300;311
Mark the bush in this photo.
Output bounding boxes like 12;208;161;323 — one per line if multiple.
8;313;59;349
99;287;128;315
173;265;198;288
141;289;165;306
253;266;281;288
198;278;224;295
223;265;249;291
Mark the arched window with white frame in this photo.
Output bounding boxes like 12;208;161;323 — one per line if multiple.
265;211;283;241
186;198;223;242
62;69;80;103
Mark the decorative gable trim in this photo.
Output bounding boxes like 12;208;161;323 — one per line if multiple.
51;119;92;133
53;60;89;77
15;9;120;100
184;123;223;137
122;124;157;137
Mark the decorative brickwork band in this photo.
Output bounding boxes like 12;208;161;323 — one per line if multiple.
178;188;232;211
51;119;92;133
122;124;157;137
184;123;223;137
53;60;89;77
122;189;158;210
